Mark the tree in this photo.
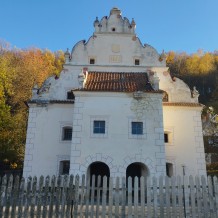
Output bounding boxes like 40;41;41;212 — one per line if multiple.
0;42;65;170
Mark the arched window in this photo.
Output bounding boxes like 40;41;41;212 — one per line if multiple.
166;163;173;177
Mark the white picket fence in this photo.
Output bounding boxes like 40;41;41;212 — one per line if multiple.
0;174;218;217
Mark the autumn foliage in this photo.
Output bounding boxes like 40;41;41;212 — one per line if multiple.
0;42;64;171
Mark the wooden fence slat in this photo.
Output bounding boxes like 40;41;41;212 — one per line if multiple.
177;175;184;218
134;177;139;218
11;175;20;217
183;176;190;217
195;175;202;218
30;176;37;218
90;175;95;218
108;177;113;218
146;177;151;218
73;174;80;217
0;175;7;217
18;177;25;218
213;176;218;218
55;175;62;218
159;175;164;218
79;174;86;218
60;175;68;217
42;175;50;218
201;175;208;217
121;177;126;218
4;174;13;218
189;175;196;217
165;176;170;218
153;176;158;218
66;175;73;217
24;176;32;218
208;176;215;217
49;175;56;218
102;176;107;218
171;176;177;217
85;175;90;218
115;177;120;218
36;176;44;218
140;176;145;218
128;176;133;217
96;175;101;218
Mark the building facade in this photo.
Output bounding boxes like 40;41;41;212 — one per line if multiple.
23;8;206;179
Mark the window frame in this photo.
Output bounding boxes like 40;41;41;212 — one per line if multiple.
59;160;70;175
128;118;146;139
62;126;73;141
134;59;140;65
131;122;143;135
93;120;106;134
67;91;75;100
90;116;109;138
89;58;95;64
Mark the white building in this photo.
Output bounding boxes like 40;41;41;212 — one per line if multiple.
23;8;206;179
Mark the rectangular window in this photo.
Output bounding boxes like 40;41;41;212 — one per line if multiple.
93;121;105;134
63;127;72;140
135;59;140;65
164;133;169;143
132;122;143;135
67;91;75;100
60;160;70;175
90;58;95;64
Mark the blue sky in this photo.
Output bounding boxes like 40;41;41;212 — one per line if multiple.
1;0;217;54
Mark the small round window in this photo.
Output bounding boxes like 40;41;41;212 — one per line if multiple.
112;27;116;32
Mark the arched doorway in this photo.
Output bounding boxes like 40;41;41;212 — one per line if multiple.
87;161;110;187
126;162;149;178
126;162;149;203
126;162;149;187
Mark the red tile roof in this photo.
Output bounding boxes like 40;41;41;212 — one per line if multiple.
83;72;155;92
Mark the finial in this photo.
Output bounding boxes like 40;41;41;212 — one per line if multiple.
94;17;99;27
65;48;70;55
159;49;166;62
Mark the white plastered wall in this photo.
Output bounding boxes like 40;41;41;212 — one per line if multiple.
70;92;166;178
23;104;73;178
163;106;206;177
